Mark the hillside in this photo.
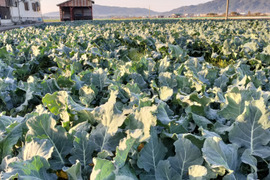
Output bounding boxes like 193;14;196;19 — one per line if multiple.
43;5;159;18
43;0;270;19
93;5;159;17
168;0;270;15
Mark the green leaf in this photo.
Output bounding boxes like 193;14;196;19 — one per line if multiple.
257;45;270;65
184;57;203;78
130;73;148;90
90;158;115;180
0;155;20;172
0;47;9;59
92;91;128;135
229;99;270;158
219;91;245;120
63;160;83;180
97;150;113;159
42;91;70;122
114;130;142;168
115;164;138;180
264;164;270;180
42;91;92;124
191;113;212;129
241;149;257;175
90;68;108;91
137;128;167;172
20;139;54;161
189;93;212;107
168;137;203;180
202;137;239;176
57;75;75;88
214;74;229;91
175;75;193;94
68;96;93;112
156;101;174;125
222;40;232;56
155;160;181;180
204;67;219;86
79;85;96;107
243;42;259;53
177;93;211;111
15;77;35;112
168;44;186;61
0;115;23;138
158;57;171;73
0;124;22;162
40;78;61;95
69;131;96;169
132;105;158;141
90;124;124;153
182;133;205;149
26;114;73;169
68;121;91;135
2;156;57;180
158;72;177;89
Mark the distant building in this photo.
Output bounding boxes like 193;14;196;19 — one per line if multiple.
230;12;240;16
171;14;182;18
57;0;94;21
0;0;42;25
184;13;194;17
207;13;218;16
200;14;207;17
157;15;164;18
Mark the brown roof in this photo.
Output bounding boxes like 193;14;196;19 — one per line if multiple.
57;0;94;7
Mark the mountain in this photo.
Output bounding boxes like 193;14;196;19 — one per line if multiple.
43;5;159;19
43;0;270;19
93;5;159;17
43;12;60;17
168;0;270;15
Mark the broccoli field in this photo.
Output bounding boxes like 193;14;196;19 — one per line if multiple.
0;19;270;179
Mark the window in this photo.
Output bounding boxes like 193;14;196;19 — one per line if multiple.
6;0;17;7
6;0;12;6
36;2;40;11
32;3;36;11
32;2;40;12
24;2;29;11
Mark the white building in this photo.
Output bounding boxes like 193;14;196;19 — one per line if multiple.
0;0;42;25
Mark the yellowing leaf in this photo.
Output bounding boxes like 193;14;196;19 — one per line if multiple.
56;170;68;179
159;86;173;101
189;165;207;179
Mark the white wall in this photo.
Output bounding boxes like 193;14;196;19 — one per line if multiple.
10;0;42;23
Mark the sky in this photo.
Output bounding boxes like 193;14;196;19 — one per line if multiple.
40;0;212;14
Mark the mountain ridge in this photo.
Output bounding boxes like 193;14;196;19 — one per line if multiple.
93;5;159;17
43;0;270;18
43;4;159;18
168;0;270;15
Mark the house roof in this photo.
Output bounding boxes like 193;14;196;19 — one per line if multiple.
57;0;94;7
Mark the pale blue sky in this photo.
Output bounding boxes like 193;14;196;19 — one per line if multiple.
41;0;212;13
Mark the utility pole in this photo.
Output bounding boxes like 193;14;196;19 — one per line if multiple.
16;0;23;23
225;0;229;20
148;0;150;19
149;6;150;18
